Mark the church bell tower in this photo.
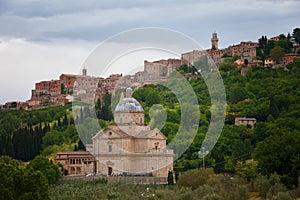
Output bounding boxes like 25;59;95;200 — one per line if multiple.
211;32;219;50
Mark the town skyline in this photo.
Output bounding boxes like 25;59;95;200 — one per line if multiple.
1;27;299;106
0;0;299;104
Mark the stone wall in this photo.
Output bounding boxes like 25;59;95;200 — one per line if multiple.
62;175;168;184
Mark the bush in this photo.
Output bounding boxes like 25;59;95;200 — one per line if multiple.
176;168;215;190
202;193;224;200
271;191;293;200
253;175;271;198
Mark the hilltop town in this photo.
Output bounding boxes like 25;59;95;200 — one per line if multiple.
1;29;300;111
1;29;300;199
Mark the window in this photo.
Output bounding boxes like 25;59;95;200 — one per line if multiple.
109;131;112;136
108;145;112;152
140;118;142;124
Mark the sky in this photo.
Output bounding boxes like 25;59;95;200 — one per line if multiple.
0;0;299;104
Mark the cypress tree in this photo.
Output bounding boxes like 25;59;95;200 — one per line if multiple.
57;118;62;128
168;170;174;185
78;139;86;151
63;113;68;126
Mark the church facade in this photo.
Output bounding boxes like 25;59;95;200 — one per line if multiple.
88;88;174;177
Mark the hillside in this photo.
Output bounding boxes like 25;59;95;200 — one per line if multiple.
0;58;300;199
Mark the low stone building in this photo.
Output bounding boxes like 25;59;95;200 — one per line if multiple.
235;117;257;128
55;151;97;175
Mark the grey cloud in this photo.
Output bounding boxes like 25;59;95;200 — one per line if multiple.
0;0;201;18
0;0;299;45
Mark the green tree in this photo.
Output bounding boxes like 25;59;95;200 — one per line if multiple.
270;46;285;64
95;98;102;119
28;155;61;185
254;130;300;187
219;62;235;73
62;113;68;126
145;89;161;106
168;170;174;185
100;93;113;121
235;159;258;181
61;83;66;94
42;130;65;149
0;156;49;199
292;27;300;43
229;86;248;104
276;39;292;53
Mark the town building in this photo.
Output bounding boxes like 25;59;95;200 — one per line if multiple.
235;117;257;128
95;74;122;100
2;101;29;110
181;50;207;66
264;58;276;67
183;32;258;67
29;68;100;107
88;88;174;177
279;53;300;65
269;35;280;41
144;59;182;78
264;53;300;67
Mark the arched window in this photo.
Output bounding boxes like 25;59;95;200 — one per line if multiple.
76;167;81;174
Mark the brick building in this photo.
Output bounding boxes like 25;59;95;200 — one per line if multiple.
30;69;100;106
55;151;97;175
280;53;300;65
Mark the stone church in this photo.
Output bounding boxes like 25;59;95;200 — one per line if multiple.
87;88;174;177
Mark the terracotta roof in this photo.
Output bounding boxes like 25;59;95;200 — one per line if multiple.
92;125;131;140
135;128;167;140
282;53;300;57
56;151;93;155
107;125;131;137
60;74;78;77
235;117;256;121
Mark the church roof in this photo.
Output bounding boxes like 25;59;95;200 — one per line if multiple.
92;125;166;140
92;125;131;140
109;125;131;137
114;88;144;113
135;128;167;139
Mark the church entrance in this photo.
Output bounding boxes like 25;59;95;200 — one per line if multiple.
108;167;112;176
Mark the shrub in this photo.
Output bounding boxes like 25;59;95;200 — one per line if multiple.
271;191;293;200
202;193;224;200
176;168;215;190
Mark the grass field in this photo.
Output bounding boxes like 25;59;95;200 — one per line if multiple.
49;178;166;200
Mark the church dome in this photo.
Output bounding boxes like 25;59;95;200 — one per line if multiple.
114;88;144;113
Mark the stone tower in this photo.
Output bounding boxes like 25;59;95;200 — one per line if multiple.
82;68;87;76
211;32;219;50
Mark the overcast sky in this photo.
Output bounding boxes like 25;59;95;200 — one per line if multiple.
0;0;299;104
